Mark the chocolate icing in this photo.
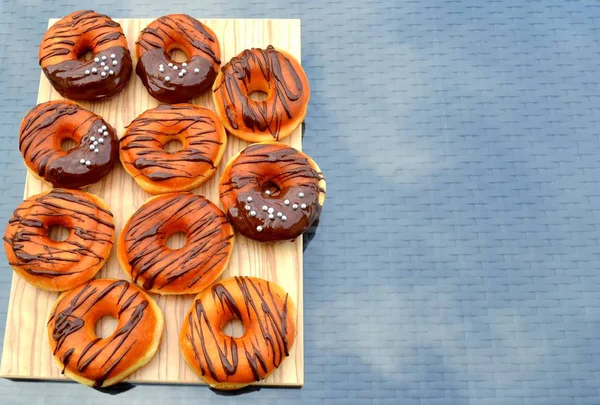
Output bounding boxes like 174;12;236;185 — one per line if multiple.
219;143;325;243
19;101;119;189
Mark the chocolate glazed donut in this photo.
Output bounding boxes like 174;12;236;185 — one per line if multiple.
219;142;326;243
19;101;119;189
39;10;132;101
136;14;221;103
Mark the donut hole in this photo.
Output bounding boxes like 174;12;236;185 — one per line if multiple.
60;138;78;152
248;90;269;102
168;47;189;63
78;49;94;61
163;139;183;154
221;319;245;338
94;315;118;339
165;231;187;250
48;225;69;242
261;181;281;197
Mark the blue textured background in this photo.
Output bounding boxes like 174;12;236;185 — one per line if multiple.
1;0;600;404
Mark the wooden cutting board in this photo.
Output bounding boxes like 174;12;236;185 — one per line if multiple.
0;18;304;386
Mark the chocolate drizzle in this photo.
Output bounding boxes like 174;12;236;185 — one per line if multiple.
3;188;114;288
219;143;325;242
39;10;132;101
19;101;119;189
120;193;233;293
135;15;221;103
213;46;309;140
183;277;294;384
120;104;225;191
47;279;159;388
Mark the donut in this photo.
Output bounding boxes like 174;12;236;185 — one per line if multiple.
136;14;221;103
179;276;296;390
120;104;227;194
19;100;119;189
3;189;114;291
118;193;234;295
219;142;326;243
47;278;164;387
39;10;133;101
212;45;310;142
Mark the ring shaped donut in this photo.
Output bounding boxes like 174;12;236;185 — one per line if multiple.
120;104;227;194
48;279;164;387
180;276;296;390
3;189;114;291
136;14;221;103
118;193;234;295
219;142;326;243
212;45;310;142
39;10;133;101
19;101;119;189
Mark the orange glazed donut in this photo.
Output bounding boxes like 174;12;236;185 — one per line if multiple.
19;101;119;189
180;276;296;390
39;10;133;101
219;142;326;243
136;14;221;103
118;193;234;295
212;45;310;142
3;189;114;291
120;104;227;194
47;279;164;387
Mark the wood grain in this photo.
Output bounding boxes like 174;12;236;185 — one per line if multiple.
0;18;304;386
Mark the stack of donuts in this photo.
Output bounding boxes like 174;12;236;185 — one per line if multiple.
4;11;325;390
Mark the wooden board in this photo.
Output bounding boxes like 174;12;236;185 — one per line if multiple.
0;18;303;386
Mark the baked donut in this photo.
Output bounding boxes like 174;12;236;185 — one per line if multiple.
120;104;227;194
19;101;119;189
47;278;164;387
179;276;296;390
212;45;310;142
136;14;221;103
39;10;133;101
219;142;325;243
3;189;114;291
118;193;234;295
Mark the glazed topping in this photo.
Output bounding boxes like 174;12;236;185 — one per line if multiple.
4;188;114;278
121;193;233;293
183;277;295;383
19;101;119;188
219;143;325;242
213;45;309;140
120;104;224;184
47;279;156;388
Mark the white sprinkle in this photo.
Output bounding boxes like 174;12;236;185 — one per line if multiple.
178;72;184;77
299;192;305;198
100;71;106;77
268;214;274;219
84;70;90;75
159;64;164;68
168;62;173;67
262;205;268;211
194;68;200;73
165;76;171;82
173;65;178;70
293;204;299;210
301;203;307;209
284;199;290;205
103;131;108;136
247;196;253;203
182;62;187;67
112;60;118;66
256;226;263;232
282;215;287;221
101;55;107;61
94;57;100;63
250;210;256;217
265;190;271;196
245;204;251;211
100;62;105;67
80;159;85;164
181;69;186;74
277;212;283;218
109;70;114;75
85;160;91;166
90;136;95;142
91;67;97;74
94;148;99;153
98;128;103;133
89;145;95;150
104;66;109;71
101;125;107;130
268;207;274;214
159;67;164;72
110;53;116;59
93;141;98;146
98;138;104;144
